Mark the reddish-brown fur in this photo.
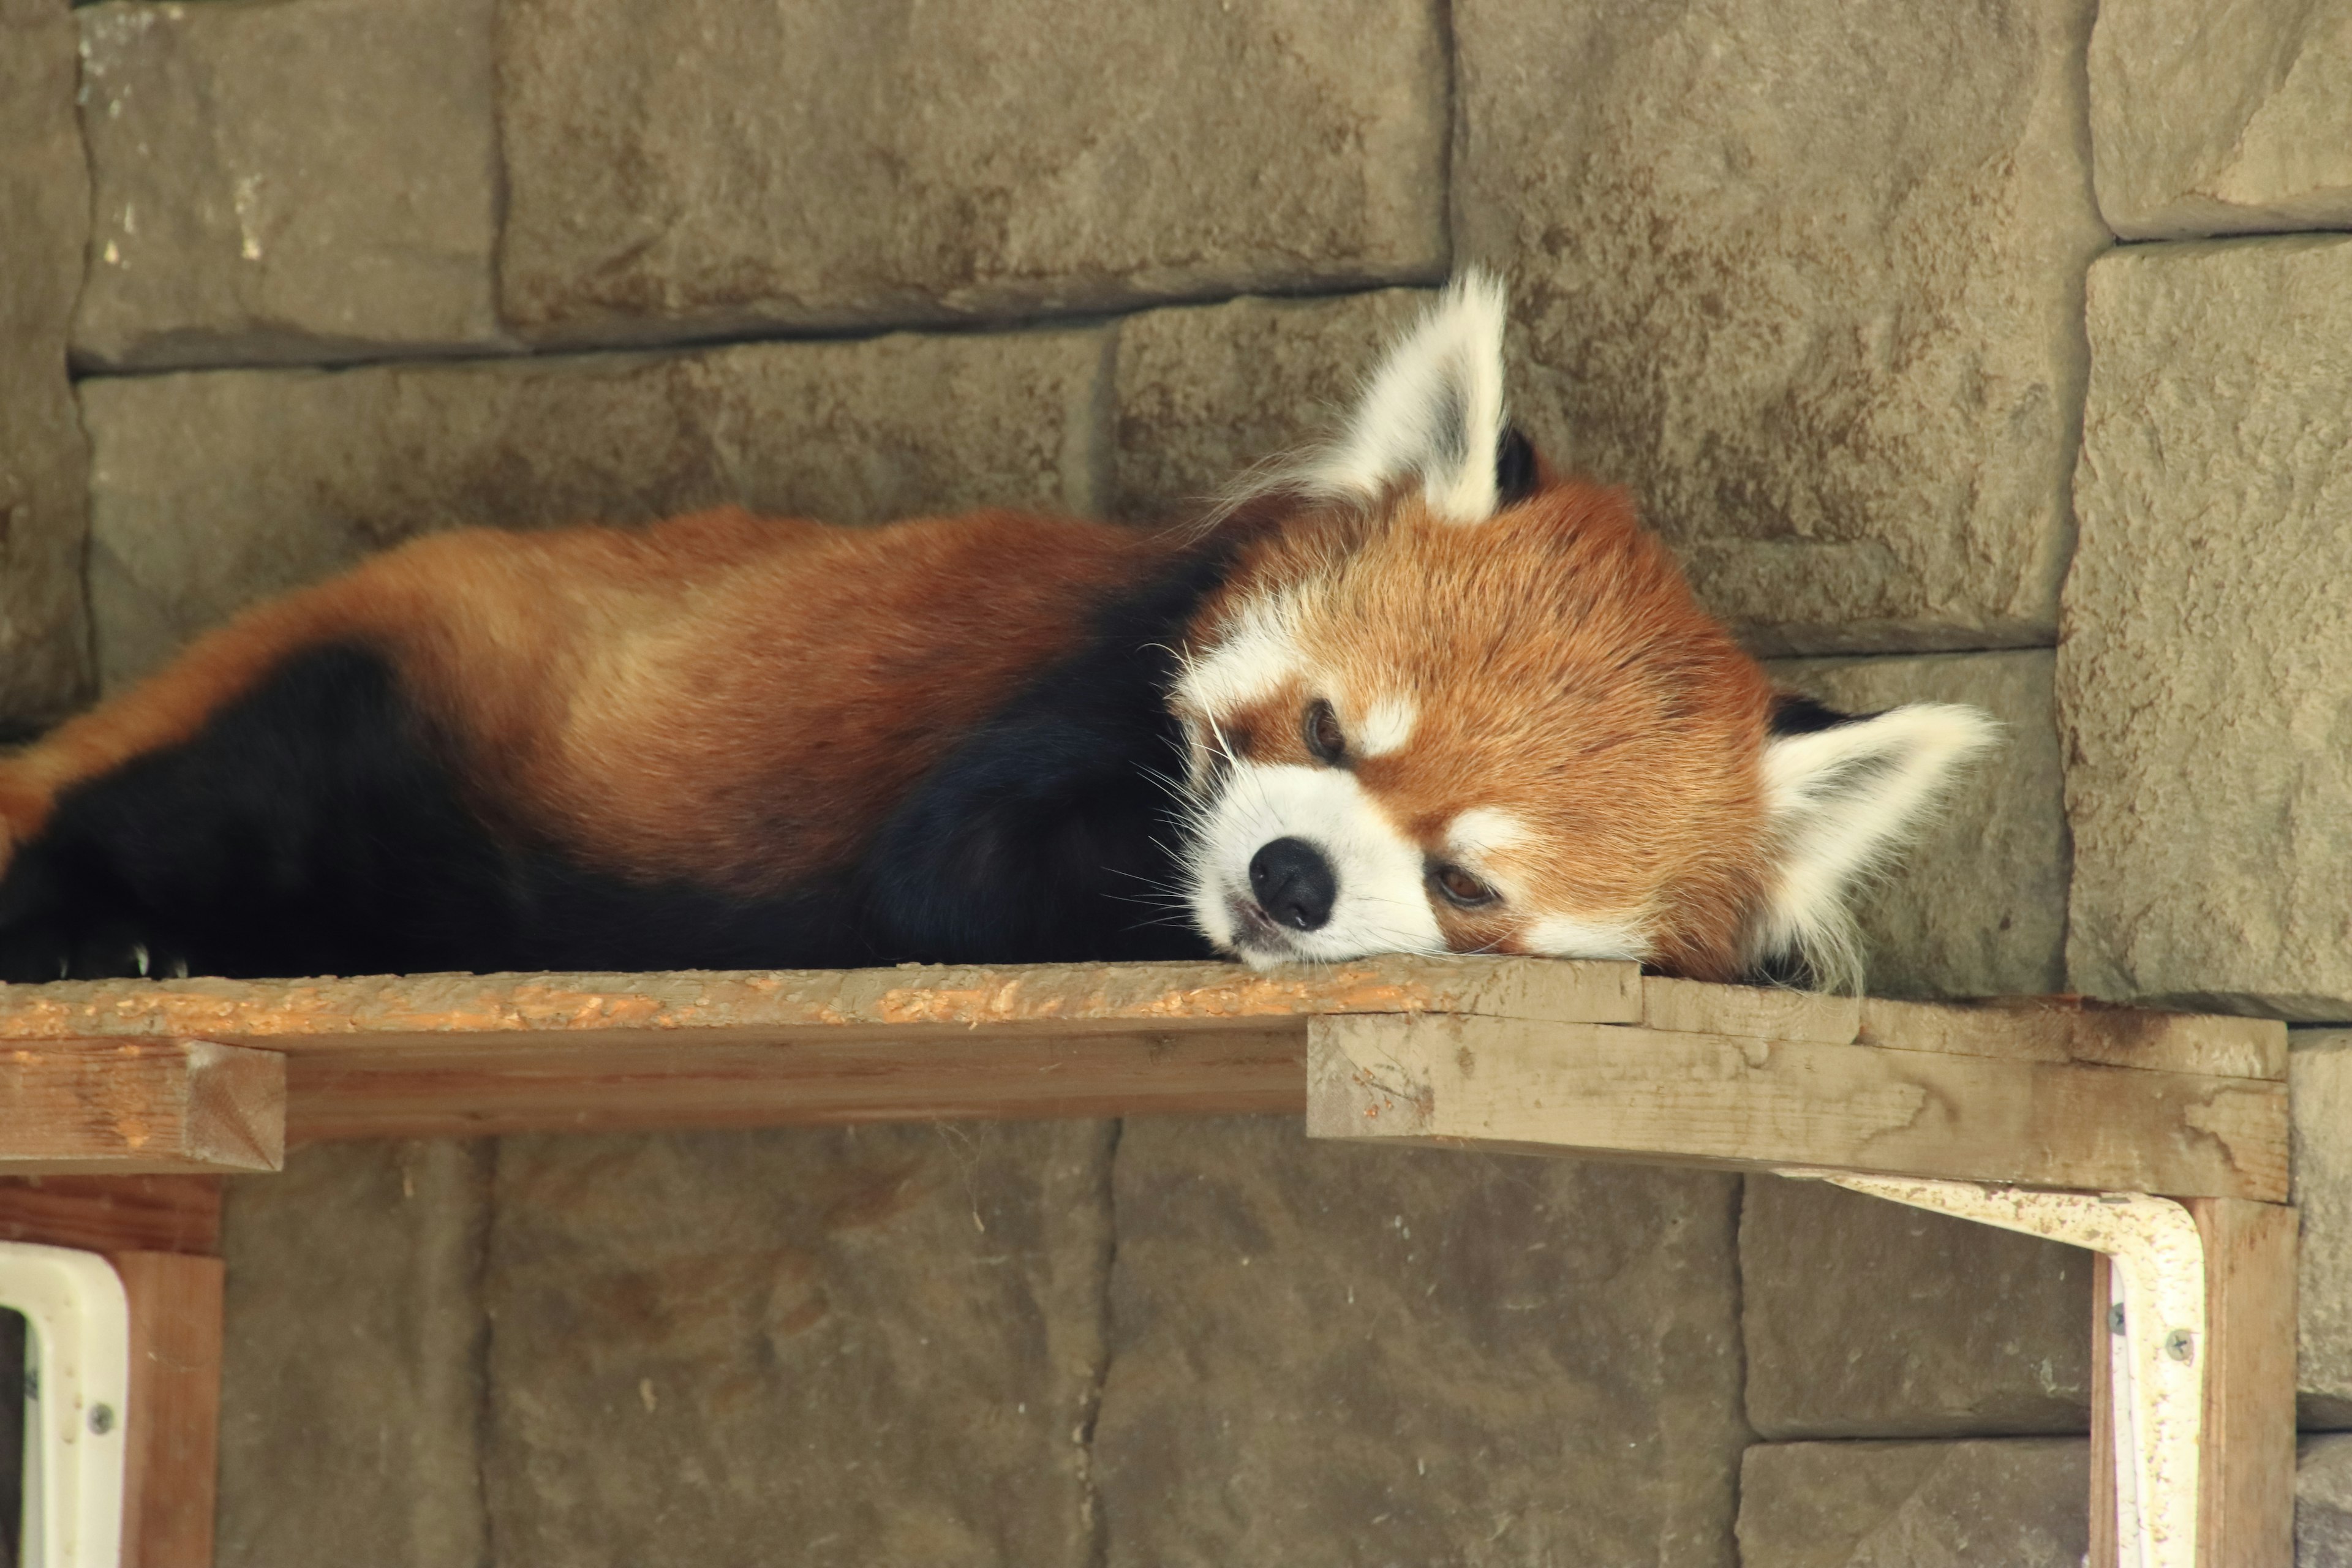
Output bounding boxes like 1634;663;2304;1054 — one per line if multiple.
1179;483;1778;980
0;507;1182;891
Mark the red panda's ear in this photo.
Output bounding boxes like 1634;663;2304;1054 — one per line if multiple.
1303;269;1515;524
1744;703;2000;992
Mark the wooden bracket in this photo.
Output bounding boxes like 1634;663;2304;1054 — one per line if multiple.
1;1042;283;1175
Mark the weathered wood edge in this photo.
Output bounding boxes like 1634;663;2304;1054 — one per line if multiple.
0;956;1641;1050
1;1041;285;1175
1306;1014;2290;1202
1860;995;2288;1082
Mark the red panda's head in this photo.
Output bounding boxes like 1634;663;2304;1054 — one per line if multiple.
1170;274;1994;987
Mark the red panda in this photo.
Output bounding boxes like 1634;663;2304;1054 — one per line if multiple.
0;274;1992;986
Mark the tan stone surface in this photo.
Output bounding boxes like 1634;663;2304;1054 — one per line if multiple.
80;328;1108;689
1094;1117;1746;1567
2294;1031;2352;1427
2061;237;2352;1018
497;0;1446;345
0;0;92;722
1737;1438;2088;1567
1765;652;2067;1000
1454;0;2108;654
483;1122;1112;1567
73;0;506;370
216;1142;489;1568
1742;1177;2090;1439
2301;1434;2352;1562
2090;0;2352;238
1110;290;1430;521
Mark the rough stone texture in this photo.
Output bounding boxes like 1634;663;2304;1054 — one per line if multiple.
1110;289;1429;522
0;0;93;722
1737;1439;2088;1568
496;0;1447;345
484;1122;1112;1568
2089;1;2352;239
74;0;506;370
1764;652;2067;1000
79;327;1108;690
216;1142;490;1568
1094;1116;1746;1567
2061;237;2352;1019
2294;1031;2352;1428
1742;1177;2090;1439
2300;1433;2352;1564
1453;0;2109;655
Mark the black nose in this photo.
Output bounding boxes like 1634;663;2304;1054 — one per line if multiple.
1248;837;1337;932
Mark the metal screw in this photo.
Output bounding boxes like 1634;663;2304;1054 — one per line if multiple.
2108;1304;2127;1335
2164;1330;2196;1364
88;1403;116;1435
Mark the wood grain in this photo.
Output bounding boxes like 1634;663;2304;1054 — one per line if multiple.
0;1175;222;1254
285;1025;1308;1142
1860;996;2287;1081
115;1250;225;1568
1308;1014;2289;1200
0;956;1642;1050
1640;976;1860;1043
1;1041;284;1173
2090;1250;2117;1568
2188;1198;2297;1568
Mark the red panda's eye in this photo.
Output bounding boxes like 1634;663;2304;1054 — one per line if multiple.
1429;863;1498;908
1304;699;1346;764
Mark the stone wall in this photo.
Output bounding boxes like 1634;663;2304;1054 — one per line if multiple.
5;0;2349;1560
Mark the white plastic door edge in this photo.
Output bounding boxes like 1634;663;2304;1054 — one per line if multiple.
1777;1174;2205;1568
0;1242;129;1568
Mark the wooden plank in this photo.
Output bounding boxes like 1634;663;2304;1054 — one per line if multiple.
2090;1249;2118;1568
2188;1198;2297;1568
285;1025;1308;1141
1;1041;284;1174
1641;976;1860;1043
0;957;1642;1052
0;1175;222;1254
1860;996;2287;1082
1306;1015;2288;1200
115;1250;224;1568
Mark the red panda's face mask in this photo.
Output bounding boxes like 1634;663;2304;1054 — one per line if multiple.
1170;275;1994;986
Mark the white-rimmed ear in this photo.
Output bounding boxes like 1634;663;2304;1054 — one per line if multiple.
1304;270;1512;523
1746;702;1999;991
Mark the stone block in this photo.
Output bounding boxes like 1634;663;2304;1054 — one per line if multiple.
483;1122;1112;1567
2060;237;2352;1017
2301;1434;2352;1563
0;0;92;721
496;0;1446;344
74;0;505;370
1453;0;2108;654
2089;1;2352;238
1737;1438;2088;1568
2294;1031;2352;1427
216;1141;490;1568
1742;1176;2091;1439
79;326;1109;689
1093;1116;1746;1567
1765;652;2066;1000
1109;290;1430;522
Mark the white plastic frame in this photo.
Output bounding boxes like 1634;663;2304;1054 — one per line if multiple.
1;1242;129;1568
1779;1172;2204;1568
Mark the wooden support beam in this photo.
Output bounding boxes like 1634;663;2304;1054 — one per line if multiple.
1308;1014;2288;1200
2188;1198;2297;1568
0;1174;223;1254
1;1041;284;1174
115;1251;225;1568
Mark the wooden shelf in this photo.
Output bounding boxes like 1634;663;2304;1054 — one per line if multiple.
0;957;2286;1198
